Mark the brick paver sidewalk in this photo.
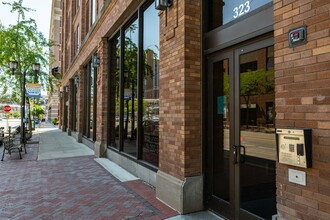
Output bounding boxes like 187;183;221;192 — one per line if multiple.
0;135;177;219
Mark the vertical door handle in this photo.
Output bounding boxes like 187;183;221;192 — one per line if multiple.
232;145;246;164
232;145;239;164
239;145;246;164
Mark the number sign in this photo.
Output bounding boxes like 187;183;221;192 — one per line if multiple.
223;0;272;25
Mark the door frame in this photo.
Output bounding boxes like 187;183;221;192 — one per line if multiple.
204;36;274;220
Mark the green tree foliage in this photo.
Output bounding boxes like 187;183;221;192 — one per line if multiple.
240;69;274;128
0;0;52;133
31;104;45;118
0;0;51;97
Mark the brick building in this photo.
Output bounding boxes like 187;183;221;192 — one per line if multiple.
47;0;62;122
59;0;330;219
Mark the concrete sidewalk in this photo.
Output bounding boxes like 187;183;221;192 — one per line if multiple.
0;121;222;219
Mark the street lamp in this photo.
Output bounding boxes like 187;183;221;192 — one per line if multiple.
9;60;40;148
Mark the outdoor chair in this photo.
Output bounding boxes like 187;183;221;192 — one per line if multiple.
1;136;22;161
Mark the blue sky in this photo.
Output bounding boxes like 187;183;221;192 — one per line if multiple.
0;0;52;38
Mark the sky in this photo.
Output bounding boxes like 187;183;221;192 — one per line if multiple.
0;0;52;38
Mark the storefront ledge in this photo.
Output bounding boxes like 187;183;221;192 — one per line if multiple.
82;138;94;150
156;170;203;214
95;141;107;158
106;149;156;186
71;131;82;142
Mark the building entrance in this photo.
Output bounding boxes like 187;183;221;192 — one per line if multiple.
206;38;277;220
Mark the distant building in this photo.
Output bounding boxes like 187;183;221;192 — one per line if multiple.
47;0;62;121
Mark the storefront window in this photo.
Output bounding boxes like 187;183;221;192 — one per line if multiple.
109;34;120;149
73;76;78;131
142;3;160;166
83;62;96;140
208;0;272;30
123;17;138;156
108;0;160;167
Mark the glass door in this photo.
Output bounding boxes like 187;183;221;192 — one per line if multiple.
206;51;234;219
206;37;277;220
236;39;277;220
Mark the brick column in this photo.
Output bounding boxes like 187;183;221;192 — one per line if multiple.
274;1;330;219
94;37;109;157
156;0;202;214
76;66;85;142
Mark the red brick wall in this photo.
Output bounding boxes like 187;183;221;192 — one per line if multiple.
158;0;202;180
274;0;330;219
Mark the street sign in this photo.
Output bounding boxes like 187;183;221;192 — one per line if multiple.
3;105;11;113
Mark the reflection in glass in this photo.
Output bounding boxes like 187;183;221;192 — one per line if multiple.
239;46;276;219
212;59;230;202
142;4;160;167
123;18;138;156
109;34;120;148
89;64;95;140
74;77;78;131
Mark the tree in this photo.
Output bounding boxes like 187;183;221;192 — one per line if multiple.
31;104;45;119
240;69;274;128
0;0;52;133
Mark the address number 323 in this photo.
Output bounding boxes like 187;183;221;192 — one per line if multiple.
233;1;251;19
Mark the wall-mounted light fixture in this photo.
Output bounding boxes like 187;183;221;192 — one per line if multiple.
155;0;172;10
92;53;100;68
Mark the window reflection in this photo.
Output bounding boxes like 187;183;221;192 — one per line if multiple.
108;1;160;167
142;3;160;167
123;18;138;156
239;46;276;219
109;34;120;149
208;0;272;30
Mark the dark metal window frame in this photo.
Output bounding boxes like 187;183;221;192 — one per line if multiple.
107;0;158;171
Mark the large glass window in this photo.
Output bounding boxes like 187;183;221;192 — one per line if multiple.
108;34;121;149
108;0;160;167
142;4;160;166
208;0;272;30
83;62;96;140
123;17;139;156
73;76;79;131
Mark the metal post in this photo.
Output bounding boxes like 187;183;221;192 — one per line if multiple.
21;71;26;149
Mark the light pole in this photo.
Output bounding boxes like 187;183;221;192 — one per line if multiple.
9;60;40;148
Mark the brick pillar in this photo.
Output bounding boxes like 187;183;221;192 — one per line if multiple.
156;0;202;214
274;0;330;219
94;37;109;157
76;66;85;142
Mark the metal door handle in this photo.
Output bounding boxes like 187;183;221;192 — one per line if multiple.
233;145;246;164
239;145;246;164
232;145;239;164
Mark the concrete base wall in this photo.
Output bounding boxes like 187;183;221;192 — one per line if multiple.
106;149;156;186
82;138;95;150
156;170;203;214
94;141;107;158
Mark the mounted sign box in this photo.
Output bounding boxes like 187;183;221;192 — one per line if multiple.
288;25;307;48
276;128;312;168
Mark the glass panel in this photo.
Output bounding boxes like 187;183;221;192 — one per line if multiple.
212;59;230;202
89;64;94;139
239;46;276;219
109;34;120;148
142;4;160;166
74;78;78;131
123;18;138;156
208;0;272;30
